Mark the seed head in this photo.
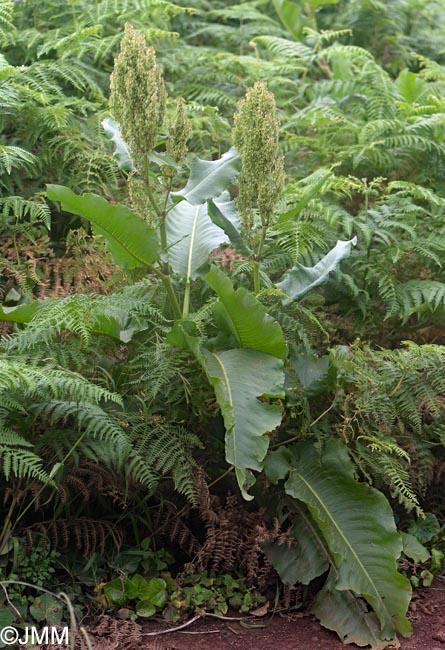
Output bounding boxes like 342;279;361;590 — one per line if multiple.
110;23;166;169
232;82;284;229
167;97;192;163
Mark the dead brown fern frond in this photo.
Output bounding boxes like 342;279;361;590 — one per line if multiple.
22;518;124;555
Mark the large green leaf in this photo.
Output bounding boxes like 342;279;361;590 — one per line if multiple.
166;201;227;280
312;571;390;650
101;117;135;171
0;301;42;323
272;0;304;39
263;502;329;586
172;147;241;205
276;238;357;304
400;532;430;563
47;185;160;270
288;353;330;397
203;348;284;500
207;194;252;256
266;439;412;641
206;266;287;359
306;0;339;7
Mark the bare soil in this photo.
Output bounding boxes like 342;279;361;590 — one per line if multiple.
137;580;445;650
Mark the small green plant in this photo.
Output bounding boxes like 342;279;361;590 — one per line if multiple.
111;539;174;576
103;574;170;619
0;539;69;635
10;541;60;588
101;569;265;622
165;572;265;622
402;513;445;588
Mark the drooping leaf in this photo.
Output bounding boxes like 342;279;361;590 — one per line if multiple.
148;150;182;171
101;117;135;171
263;502;329;586
166;201;227;280
311;571;390;650
203;348;284;500
169;322;285;499
266;439;412;640
47;185;160;269
288;353;330;397
276;238;357;304
0;607;17;628
206;266;287;359
0;301;42;323
172;147;241;205
207;194;252;256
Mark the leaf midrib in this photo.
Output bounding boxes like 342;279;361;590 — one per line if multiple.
294;471;391;625
186;205;202;281
56;190;156;267
210;352;238;467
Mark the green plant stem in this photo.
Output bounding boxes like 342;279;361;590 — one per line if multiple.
143;175;181;318
159;218;168;252
253;262;261;293
182;280;191;318
150;262;181;318
270;397;337;449
208;465;234;489
144;178;162;220
253;221;268;293
161;272;182;319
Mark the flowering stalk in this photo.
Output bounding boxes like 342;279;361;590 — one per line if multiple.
109;23;183;318
232;82;285;292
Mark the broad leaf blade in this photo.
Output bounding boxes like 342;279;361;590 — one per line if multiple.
204;348;284;500
289;353;330;398
101;117;135;171
272;0;304;39
172;147;241;205
277;238;357;303
306;0;339;6
0;301;42;323
312;571;390;650
47;185;160;269
166;202;227;279
282;439;411;639
206;266;287;359
400;532;430;563
263;503;330;586
207;195;252;256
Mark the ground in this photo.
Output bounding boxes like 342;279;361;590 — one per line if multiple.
76;578;445;650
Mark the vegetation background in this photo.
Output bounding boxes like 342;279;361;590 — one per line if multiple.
1;0;445;648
